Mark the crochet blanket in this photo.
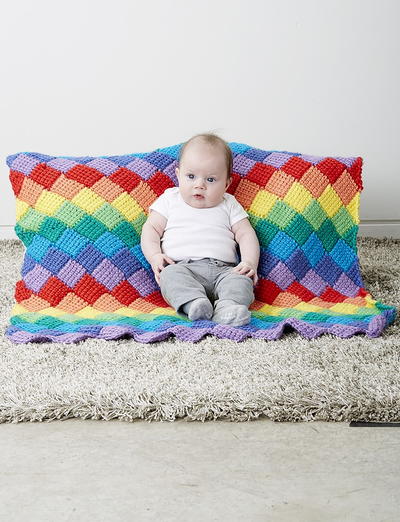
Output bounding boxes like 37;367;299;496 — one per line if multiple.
5;143;397;343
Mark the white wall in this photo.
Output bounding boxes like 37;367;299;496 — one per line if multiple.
1;0;399;239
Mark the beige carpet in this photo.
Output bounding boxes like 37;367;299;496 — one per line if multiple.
0;237;399;423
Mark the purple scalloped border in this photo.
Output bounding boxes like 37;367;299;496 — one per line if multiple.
5;310;397;344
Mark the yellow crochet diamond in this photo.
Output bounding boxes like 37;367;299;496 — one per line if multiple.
71;188;105;214
12;303;27;316
294;302;324;312
346;193;360;223
16;199;29;221
249;191;277;218
283;182;313;212
39;307;66;317
151;307;178;316
330;303;359;314
317;186;342;218
114;307;138;317
363;294;379;308
257;303;281;315
75;306;102;319
35;191;66;216
112;193;142;221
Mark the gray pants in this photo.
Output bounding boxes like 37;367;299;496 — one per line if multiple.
159;257;255;315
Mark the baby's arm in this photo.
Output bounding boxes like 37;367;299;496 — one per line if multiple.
141;210;175;284
141;210;166;261
231;218;260;285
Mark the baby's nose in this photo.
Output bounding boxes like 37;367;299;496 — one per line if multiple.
194;179;205;188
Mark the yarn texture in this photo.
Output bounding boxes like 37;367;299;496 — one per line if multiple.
5;143;397;343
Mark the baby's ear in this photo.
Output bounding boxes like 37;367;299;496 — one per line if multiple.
175;167;179;177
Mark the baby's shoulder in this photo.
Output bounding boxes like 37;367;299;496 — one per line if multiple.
223;192;240;206
158;187;179;201
223;192;235;202
162;187;179;196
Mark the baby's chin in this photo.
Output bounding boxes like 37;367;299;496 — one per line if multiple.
187;198;213;208
183;195;222;208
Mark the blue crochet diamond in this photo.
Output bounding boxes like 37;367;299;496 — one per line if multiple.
302;233;325;267
28;236;52;262
94;232;125;257
41;247;71;274
76;244;104;272
242;148;272;162
111;248;142;277
268;232;297;261
330;239;357;271
55;229;90;257
145;151;175;170
316;255;342;285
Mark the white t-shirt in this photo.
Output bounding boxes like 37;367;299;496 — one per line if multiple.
148;187;249;263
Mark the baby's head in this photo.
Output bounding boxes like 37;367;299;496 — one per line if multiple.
175;133;233;208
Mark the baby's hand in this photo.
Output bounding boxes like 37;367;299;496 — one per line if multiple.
231;260;258;286
150;253;175;285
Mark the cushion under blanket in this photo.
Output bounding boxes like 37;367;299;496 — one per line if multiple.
5;143;397;343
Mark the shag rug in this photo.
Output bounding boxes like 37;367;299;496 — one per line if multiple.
0;237;399;424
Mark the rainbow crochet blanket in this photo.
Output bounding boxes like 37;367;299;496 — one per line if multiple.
6;143;397;343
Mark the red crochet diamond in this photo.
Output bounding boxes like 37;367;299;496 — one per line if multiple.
286;281;315;302
349;157;363;191
281;157;312;180
111;281;141;306
109;167;141;192
147;171;175;196
316;158;346;184
226;172;241;194
65;165;103;188
255;279;281;305
30;164;61;189
246;163;276;186
15;280;33;302
74;274;108;304
39;277;70;306
9;170;25;196
320;287;346;303
146;291;170;307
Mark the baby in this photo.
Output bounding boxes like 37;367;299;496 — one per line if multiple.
140;133;260;326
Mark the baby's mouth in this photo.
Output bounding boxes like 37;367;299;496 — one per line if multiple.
193;194;204;199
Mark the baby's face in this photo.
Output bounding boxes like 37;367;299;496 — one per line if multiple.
175;142;231;208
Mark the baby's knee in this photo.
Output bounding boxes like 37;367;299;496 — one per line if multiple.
217;273;254;304
159;262;184;281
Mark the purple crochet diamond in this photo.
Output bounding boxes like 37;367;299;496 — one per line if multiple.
300;154;325;165
300;270;327;296
268;262;296;290
333;157;357;168
86;158;119;176
264;152;292;169
47;158;78;173
125;158;158;180
24;265;52;292
333;273;360;297
11;155;41;176
233;156;256;176
164;161;179;185
128;269;157;296
58;260;86;288
92;259;125;291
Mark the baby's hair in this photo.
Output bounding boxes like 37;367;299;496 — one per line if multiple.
178;132;233;180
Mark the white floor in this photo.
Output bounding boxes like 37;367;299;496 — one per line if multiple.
0;418;398;521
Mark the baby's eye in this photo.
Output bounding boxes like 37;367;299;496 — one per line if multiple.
207;177;216;183
187;174;195;180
